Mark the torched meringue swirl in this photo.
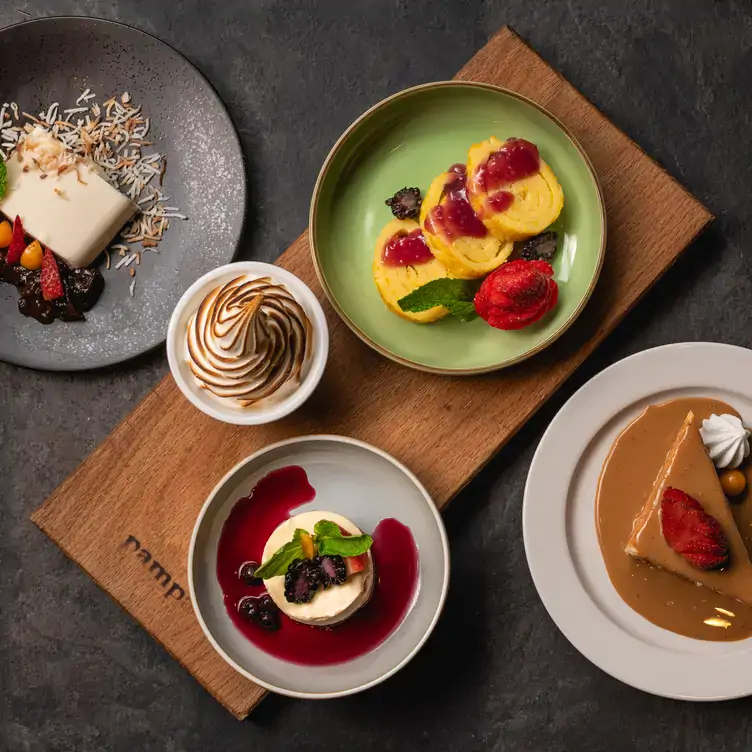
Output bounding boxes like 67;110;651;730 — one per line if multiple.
187;275;311;407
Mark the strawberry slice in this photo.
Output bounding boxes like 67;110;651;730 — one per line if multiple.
40;248;64;301
660;487;729;570
6;215;26;265
345;553;367;576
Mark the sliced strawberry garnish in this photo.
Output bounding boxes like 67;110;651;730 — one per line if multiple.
6;215;26;265
40;248;64;301
660;487;730;570
474;259;558;331
345;553;367;576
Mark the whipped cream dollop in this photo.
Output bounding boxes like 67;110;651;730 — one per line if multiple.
700;413;751;469
186;275;311;407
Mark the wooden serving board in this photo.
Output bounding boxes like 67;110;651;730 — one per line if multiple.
31;27;712;719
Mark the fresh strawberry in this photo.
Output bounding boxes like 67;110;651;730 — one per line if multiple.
660;487;729;570
40;248;64;301
474;259;558;330
6;215;26;265
345;553;367;576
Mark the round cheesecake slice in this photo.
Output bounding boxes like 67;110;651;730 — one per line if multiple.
262;511;375;627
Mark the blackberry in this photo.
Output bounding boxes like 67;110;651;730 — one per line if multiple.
239;560;262;586
315;555;347;588
238;593;281;631
519;231;558;262
259;609;280;631
385;187;422;220
238;596;259;622
258;593;274;611
284;559;322;604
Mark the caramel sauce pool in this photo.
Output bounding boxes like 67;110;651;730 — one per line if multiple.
596;397;752;641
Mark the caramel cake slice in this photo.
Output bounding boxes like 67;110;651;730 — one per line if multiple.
626;411;752;604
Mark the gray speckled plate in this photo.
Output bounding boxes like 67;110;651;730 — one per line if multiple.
0;17;246;370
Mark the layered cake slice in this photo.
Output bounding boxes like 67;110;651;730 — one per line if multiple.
626;411;752;604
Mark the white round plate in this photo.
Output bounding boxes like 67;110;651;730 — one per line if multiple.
189;435;450;699
523;342;752;700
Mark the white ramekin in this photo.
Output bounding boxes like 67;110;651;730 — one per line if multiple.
166;262;329;425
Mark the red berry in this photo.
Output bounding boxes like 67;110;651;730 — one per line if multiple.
474;259;558;330
6;215;26;265
660;487;729;570
40;248;64;301
345;553;367;576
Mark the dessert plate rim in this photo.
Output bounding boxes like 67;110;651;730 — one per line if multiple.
524;342;752;701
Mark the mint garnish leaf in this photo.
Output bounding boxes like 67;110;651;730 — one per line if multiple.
0;156;6;199
449;299;477;322
253;528;309;579
398;278;479;321
314;519;373;558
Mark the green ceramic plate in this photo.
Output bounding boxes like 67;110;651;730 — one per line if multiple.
310;82;606;374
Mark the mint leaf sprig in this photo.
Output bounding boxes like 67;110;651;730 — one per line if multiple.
253;528;309;579
0;156;6;199
398;278;479;322
314;520;373;558
253;520;373;580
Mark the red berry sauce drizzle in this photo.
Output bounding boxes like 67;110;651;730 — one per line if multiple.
472;138;541;213
381;228;434;267
215;466;420;666
423;163;488;240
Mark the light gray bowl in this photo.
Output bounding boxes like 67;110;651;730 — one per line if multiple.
188;436;450;698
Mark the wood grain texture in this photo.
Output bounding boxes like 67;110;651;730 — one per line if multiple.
31;27;712;719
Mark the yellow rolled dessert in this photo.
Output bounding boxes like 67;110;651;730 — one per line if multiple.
372;218;450;323
419;165;514;279
466;137;563;241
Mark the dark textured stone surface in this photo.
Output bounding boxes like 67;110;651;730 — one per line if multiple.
2;0;752;750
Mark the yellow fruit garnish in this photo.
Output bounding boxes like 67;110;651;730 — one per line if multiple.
0;220;12;248
300;532;315;559
720;469;746;497
20;240;43;270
